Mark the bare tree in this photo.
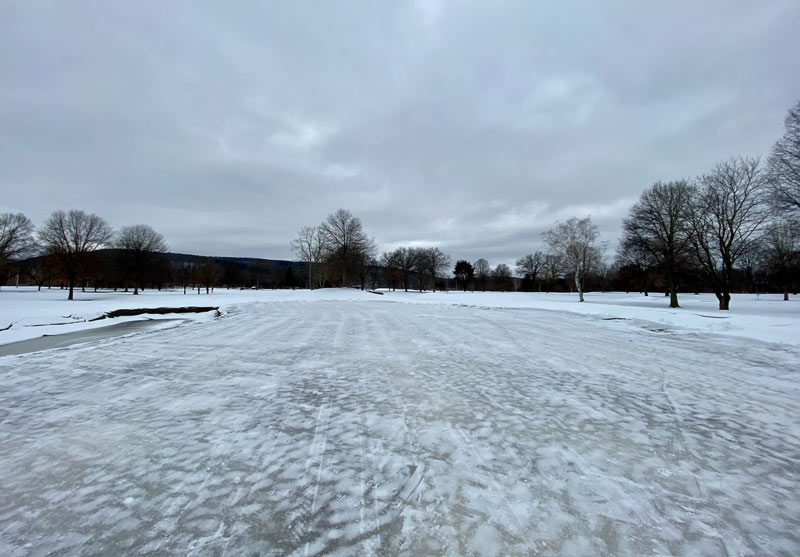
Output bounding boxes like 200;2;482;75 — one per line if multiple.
174;261;195;294
38;209;112;300
541;253;562;293
24;254;57;291
0;212;36;287
515;252;544;290
291;225;326;289
616;237;657;296
596;261;614;293
474;258;490;292
619;180;694;307
368;257;382;290
762;220;800;301
687;157;771;310
543;216;602;302
319;209;373;287
737;239;764;294
411;247;428;291
379;250;403;291
354;242;378;290
395;247;417;291
418;247;450;292
115;224;168;295
768;99;800;216
492;263;512;291
196;258;221;294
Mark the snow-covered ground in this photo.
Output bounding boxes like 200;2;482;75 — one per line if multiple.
1;287;798;348
1;288;799;554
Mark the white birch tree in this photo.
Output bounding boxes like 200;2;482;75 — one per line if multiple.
543;216;602;302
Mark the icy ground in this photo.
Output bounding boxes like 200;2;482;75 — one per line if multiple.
1;292;799;555
1;287;799;347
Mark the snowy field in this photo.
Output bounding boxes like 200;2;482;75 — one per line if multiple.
1;288;799;555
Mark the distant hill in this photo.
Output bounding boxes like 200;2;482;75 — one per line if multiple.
160;251;299;270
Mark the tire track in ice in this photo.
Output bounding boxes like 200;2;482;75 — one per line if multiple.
302;367;334;556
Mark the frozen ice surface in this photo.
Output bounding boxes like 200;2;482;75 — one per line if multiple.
1;296;799;555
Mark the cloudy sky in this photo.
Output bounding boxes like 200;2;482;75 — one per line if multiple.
1;2;798;267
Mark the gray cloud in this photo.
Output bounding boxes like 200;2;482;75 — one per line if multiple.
2;1;798;269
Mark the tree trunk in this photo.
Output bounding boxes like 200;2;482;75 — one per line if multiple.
67;272;76;300
574;271;584;302
669;290;680;308
716;291;730;310
784;290;789;301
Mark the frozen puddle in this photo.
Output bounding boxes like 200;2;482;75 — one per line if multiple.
0;301;798;555
0;318;184;356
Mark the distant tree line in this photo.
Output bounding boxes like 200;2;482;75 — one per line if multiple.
0;209;304;299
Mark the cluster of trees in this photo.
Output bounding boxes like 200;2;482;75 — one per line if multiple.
450;259;515;292
0;209;304;299
291;209;377;289
617;135;798;310
0;209;168;300
380;247;451;292
516;100;799;311
443;217;604;300
291;209;456;292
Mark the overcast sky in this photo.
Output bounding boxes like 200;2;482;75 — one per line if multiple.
1;2;798;268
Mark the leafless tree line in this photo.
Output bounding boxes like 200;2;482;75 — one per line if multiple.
1;209;168;300
617;154;796;310
291;209;378;289
525;100;799;310
292;208;454;292
379;246;451;292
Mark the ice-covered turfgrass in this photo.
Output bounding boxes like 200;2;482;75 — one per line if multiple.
1;290;799;555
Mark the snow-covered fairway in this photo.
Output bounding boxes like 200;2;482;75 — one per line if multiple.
1;295;799;555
